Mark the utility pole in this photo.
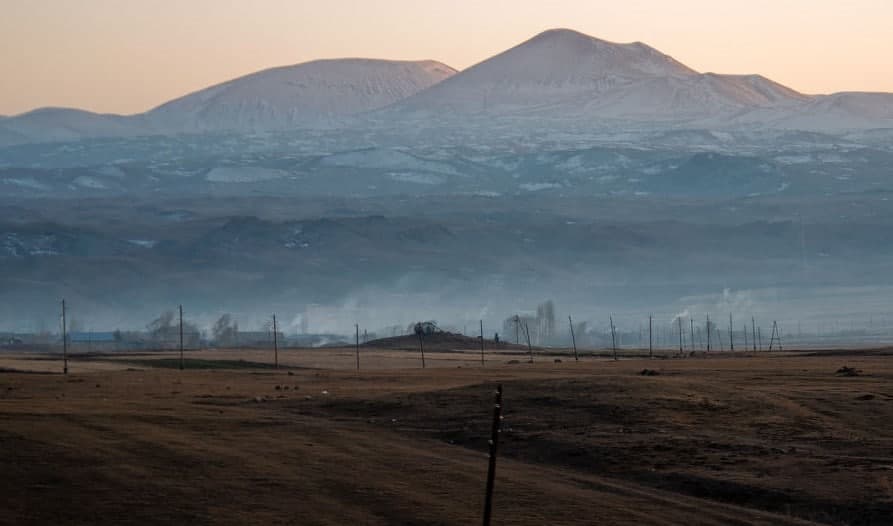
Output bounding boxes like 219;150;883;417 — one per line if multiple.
524;323;533;363
758;326;763;351
179;304;184;371
568;316;578;362
480;320;485;366
690;318;695;354
678;316;683;355
769;321;782;352
514;315;520;345
61;299;68;375
355;324;360;372
610;316;618;361
417;330;426;369
273;314;279;370
648;315;653;359
706;314;711;352
743;324;748;351
482;385;504;526
752;317;757;351
729;313;734;351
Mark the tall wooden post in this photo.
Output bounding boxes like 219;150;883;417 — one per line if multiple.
706;314;711;352
729;313;734;351
355;324;360;372
480;320;485;366
61;299;68;375
523;323;533;363
610;316;618;361
769;321;782;352
678;316;683;355
752;317;757;351
690;318;695;354
178;305;184;370
418;331;426;369
482;385;503;526
648;315;653;359
758;326;762;351
273;314;279;369
568;316;578;362
743;324;748;351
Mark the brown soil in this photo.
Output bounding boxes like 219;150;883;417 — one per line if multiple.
1;348;892;525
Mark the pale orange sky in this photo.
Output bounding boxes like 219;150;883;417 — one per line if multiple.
2;0;892;116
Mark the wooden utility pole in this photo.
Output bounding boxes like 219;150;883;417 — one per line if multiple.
272;314;279;370
758;326;763;351
480;320;485;366
61;299;68;375
523;323;533;363
706;314;711;352
568;316;578;362
690;318;695;354
752;317;757;351
743;324;748;351
610;316;618;361
417;330;426;369
678;316;684;355
648;315;653;359
729;313;734;351
178;305;184;371
355;324;360;372
769;321;782;352
482;385;504;526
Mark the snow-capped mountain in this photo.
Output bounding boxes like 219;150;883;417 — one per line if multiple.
3;28;893;147
387;29;810;124
146;59;456;133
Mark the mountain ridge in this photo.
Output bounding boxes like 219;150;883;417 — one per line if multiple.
3;28;893;145
146;58;456;133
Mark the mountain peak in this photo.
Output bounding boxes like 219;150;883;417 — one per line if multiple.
390;28;699;115
530;27;600;42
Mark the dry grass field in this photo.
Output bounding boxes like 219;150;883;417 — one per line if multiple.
1;344;892;525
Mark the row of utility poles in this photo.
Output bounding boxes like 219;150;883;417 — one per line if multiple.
54;298;784;374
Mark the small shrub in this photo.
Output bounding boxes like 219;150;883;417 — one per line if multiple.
836;366;861;377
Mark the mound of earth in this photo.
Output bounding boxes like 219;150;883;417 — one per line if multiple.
364;332;529;352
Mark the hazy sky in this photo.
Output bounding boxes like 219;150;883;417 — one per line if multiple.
2;0;892;115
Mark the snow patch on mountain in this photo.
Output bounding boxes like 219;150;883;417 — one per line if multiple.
73;175;107;189
206;167;289;183
3;178;50;191
388;172;446;185
320;148;459;174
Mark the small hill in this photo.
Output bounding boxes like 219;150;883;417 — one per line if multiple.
364;332;529;352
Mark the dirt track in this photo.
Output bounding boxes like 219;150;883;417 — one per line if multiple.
1;349;892;525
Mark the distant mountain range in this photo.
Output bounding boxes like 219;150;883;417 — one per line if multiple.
2;28;892;146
